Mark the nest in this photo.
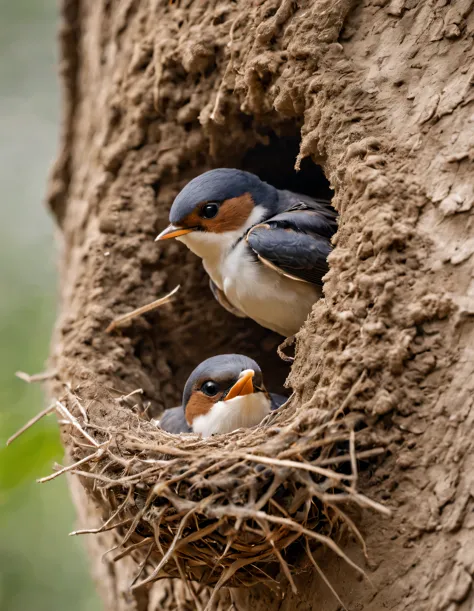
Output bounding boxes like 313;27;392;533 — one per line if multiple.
14;369;387;607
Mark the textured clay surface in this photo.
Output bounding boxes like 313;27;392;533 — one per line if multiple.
47;0;474;609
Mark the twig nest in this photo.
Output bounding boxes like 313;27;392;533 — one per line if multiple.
59;384;386;600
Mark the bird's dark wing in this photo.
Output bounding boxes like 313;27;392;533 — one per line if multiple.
270;393;288;411
209;278;247;318
158;406;191;434
246;199;337;286
280;191;337;239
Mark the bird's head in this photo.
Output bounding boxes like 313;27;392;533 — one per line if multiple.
182;354;271;437
155;169;278;258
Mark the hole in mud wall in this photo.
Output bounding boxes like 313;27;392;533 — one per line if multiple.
135;129;333;420
241;134;333;202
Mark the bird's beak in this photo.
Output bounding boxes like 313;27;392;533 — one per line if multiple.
225;369;255;401
155;224;194;241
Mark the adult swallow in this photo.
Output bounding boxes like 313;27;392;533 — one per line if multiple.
156;354;286;437
156;169;337;336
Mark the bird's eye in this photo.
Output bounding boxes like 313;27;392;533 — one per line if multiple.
200;203;219;219
201;381;219;396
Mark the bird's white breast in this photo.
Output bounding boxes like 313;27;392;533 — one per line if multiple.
192;393;271;437
221;240;321;336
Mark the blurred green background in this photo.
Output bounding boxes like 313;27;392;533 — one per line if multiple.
0;1;100;609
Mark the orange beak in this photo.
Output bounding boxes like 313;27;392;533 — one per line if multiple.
155;224;195;241
224;370;255;401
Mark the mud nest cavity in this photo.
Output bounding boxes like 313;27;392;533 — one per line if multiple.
44;127;387;600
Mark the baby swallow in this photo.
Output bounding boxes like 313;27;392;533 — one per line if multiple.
156;168;337;337
156;354;286;437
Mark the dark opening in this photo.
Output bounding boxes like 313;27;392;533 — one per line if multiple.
241;134;333;202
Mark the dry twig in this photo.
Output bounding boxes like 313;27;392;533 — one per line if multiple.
15;369;57;384
56;400;99;447
6;403;56;446
106;285;180;333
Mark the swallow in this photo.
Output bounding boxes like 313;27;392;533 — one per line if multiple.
156;169;337;337
156;354;286;437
